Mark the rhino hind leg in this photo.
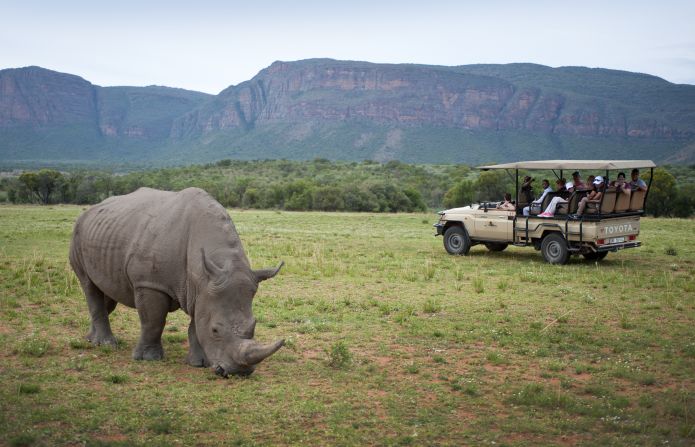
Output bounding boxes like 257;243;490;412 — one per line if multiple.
80;278;118;346
132;288;169;361
186;320;209;367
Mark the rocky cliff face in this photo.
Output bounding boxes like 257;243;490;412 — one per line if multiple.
1;61;694;165
172;59;694;141
0;66;209;140
0;66;97;127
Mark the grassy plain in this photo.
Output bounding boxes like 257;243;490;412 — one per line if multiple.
0;205;694;446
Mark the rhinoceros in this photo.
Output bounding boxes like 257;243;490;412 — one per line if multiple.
69;187;284;377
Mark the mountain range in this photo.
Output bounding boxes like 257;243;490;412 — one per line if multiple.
1;59;694;167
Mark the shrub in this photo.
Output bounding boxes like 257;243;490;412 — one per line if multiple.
326;341;352;368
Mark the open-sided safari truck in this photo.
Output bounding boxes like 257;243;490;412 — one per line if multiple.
434;160;655;264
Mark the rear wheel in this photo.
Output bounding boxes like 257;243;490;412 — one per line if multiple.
583;251;608;261
484;242;508;252
443;226;471;255
541;233;569;265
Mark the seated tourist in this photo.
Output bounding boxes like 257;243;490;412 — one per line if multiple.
630;168;648;192
611;172;631;195
497;193;516;211
569;171;587;192
575;176;605;216
538;181;574;217
523;179;553;216
555;178;568;195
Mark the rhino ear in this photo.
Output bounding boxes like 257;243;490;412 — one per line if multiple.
253;261;284;283
201;248;230;280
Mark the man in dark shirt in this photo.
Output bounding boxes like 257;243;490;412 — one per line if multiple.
519;176;535;205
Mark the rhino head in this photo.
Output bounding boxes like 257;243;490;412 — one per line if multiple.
195;248;285;377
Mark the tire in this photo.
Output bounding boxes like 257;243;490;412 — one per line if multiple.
485;242;508;252
443;226;471;255
541;233;569;265
583;251;608;261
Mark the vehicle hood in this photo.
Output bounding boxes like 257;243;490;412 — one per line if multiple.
440;205;474;214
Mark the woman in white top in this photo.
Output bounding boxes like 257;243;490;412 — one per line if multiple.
539;181;574;217
523;179;553;216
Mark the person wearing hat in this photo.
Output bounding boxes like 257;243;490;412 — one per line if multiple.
575;176;605;216
519;176;535;206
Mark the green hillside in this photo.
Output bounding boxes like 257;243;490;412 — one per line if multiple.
1;61;694;167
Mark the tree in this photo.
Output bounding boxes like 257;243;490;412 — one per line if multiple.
443;179;476;208
342;185;379;212
19;169;63;204
673;183;695;218
403;187;427;212
312;186;345;211
475;170;513;202
645;168;677;217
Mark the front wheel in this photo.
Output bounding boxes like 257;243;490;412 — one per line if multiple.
583;251;608;261
443;226;471;255
485;242;508;252
541;233;569;265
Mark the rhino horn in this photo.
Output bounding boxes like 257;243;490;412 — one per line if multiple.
238;338;285;366
253;261;284;283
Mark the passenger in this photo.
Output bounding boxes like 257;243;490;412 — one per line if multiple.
587;175;596;187
575;176;605;216
519;176;535;205
538;181;574;217
611;172;631;195
523;179;553;216
497;192;516;211
630;168;648;192
569;171;586;192
555;178;568;194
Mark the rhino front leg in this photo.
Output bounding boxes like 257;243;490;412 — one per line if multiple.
79;277;118;346
186;320;209;367
132;288;169;361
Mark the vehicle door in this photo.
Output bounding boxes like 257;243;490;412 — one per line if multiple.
472;207;513;241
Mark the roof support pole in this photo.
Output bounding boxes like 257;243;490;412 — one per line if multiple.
644;167;654;215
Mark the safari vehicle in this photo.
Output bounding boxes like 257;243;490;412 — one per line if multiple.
434;160;655;264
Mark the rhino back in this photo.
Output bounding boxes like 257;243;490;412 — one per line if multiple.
70;187;237;309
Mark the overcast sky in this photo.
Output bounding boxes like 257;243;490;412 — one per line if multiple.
2;0;694;94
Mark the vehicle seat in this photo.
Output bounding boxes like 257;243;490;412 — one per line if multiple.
613;189;631;213
586;187;617;214
629;189;646;211
530;192;557;215
556;191;582;215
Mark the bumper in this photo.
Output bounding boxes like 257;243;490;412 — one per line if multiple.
433;223;444;236
595;241;641;252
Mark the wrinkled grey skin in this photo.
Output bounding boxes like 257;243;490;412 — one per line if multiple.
69;187;284;377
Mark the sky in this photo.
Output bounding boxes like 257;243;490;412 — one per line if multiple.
1;0;694;94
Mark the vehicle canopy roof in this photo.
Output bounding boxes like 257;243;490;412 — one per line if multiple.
478;160;656;171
